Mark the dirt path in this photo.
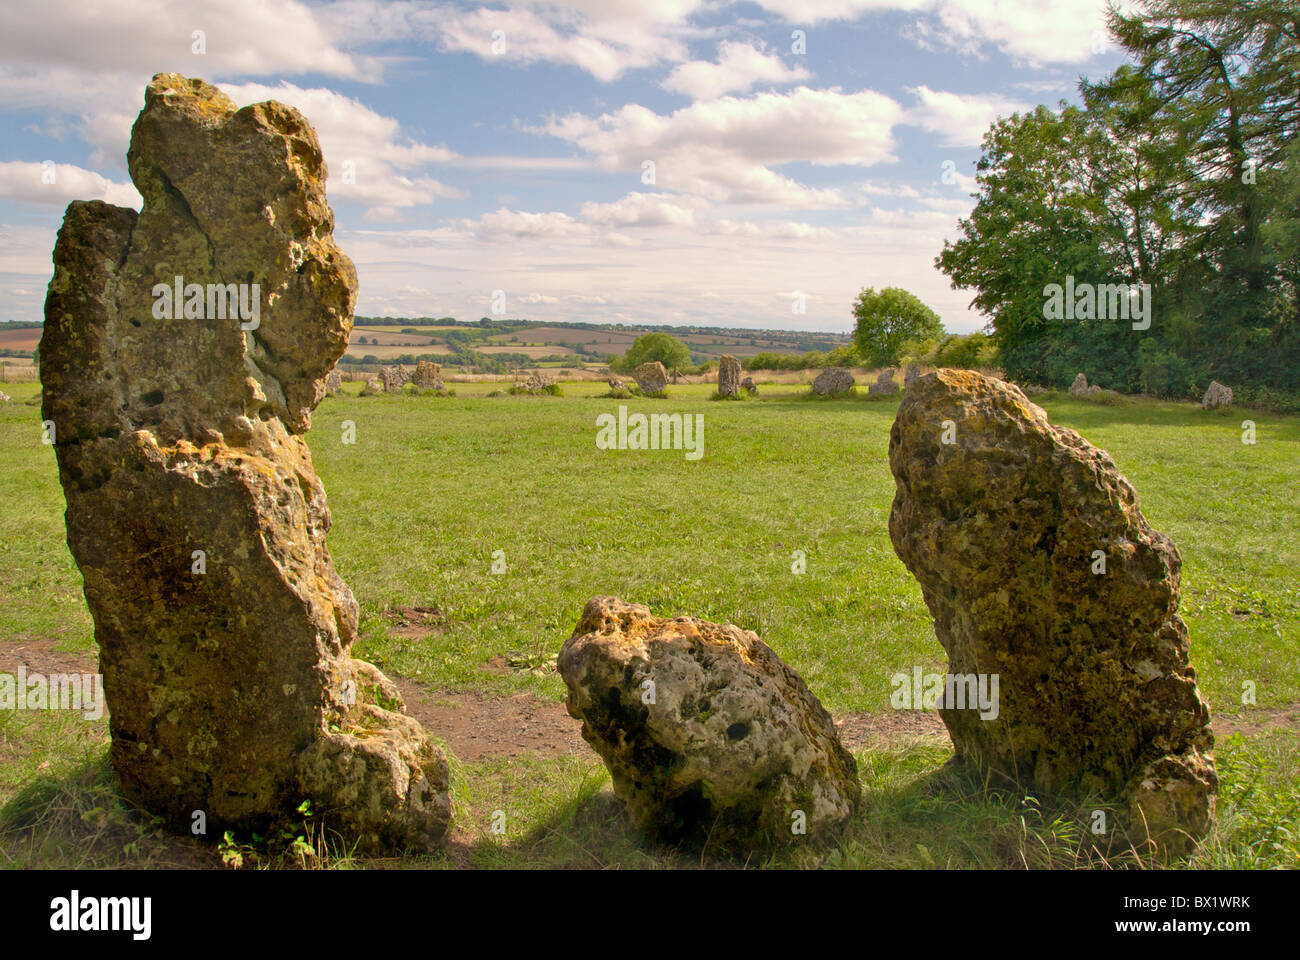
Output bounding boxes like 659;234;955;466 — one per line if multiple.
3;637;1296;760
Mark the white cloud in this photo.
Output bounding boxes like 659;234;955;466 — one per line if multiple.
0;0;364;80
464;208;592;241
580;192;705;228
218;82;461;218
662;41;811;100
756;0;1124;66
754;0;930;24
0;161;141;209
539;86;903;205
336;191;983;334
430;1;697;82
905;85;1030;148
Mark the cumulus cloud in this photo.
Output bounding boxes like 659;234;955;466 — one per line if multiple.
0;0;364;79
0;161;140;208
429;0;697;82
538;86;903;205
905;85;1031;148
756;0;1123;65
579;192;705;228
218;82;461;219
662;41;810;100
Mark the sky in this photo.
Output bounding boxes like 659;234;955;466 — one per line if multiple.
0;0;1133;335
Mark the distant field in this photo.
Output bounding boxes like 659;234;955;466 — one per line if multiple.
0;327;39;354
344;343;454;359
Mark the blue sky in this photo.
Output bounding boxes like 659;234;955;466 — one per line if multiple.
0;0;1132;334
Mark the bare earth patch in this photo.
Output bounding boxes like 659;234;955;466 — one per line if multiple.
3;637;1295;762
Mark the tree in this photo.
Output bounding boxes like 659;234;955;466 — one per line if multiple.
852;287;943;367
620;331;691;372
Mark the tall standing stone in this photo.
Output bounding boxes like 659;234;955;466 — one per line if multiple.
40;74;449;852
634;361;668;395
717;354;742;397
411;360;443;391
887;370;1215;856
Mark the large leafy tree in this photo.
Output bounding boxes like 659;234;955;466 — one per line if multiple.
621;332;691;372
851;287;943;367
935;105;1139;385
1091;0;1300;385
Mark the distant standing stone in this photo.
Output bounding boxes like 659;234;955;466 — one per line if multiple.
869;369;899;396
1068;372;1089;397
635;361;668;395
325;369;342;395
717;354;742;397
1202;381;1233;410
741;376;757;394
411;360;444;391
812;367;855;396
904;363;921;388
379;365;409;393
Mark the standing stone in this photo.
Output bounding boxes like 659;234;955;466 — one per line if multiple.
1202;381;1233;410
904;363;921;388
411;360;444;391
379;364;409;393
717;354;742;397
360;375;382;395
812;367;855;396
887;370;1215;856
634;361;668;395
516;371;556;393
741;376;757;395
869;369;899;396
39;74;450;852
559;597;860;849
607;376;626;392
1068;372;1090;397
325;368;342;395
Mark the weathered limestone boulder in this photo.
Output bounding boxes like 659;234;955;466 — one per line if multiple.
869;369;899;396
360;375;381;395
812;367;854;396
325;368;342;395
515;371;556;393
1202;381;1233;410
411;360;443;391
559;597;860;849
887;370;1215;856
741;376;757;394
379;364;409;393
0;390;10;403
904;363;921;388
717;354;742;397
607;376;626;391
39;74;450;852
1068;372;1090;397
634;361;668;395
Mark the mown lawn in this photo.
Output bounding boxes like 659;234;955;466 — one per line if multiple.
1;378;1296;868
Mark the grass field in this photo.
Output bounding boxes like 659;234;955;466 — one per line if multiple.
1;379;1296;868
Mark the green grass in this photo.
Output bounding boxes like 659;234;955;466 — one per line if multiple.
1;378;1297;868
